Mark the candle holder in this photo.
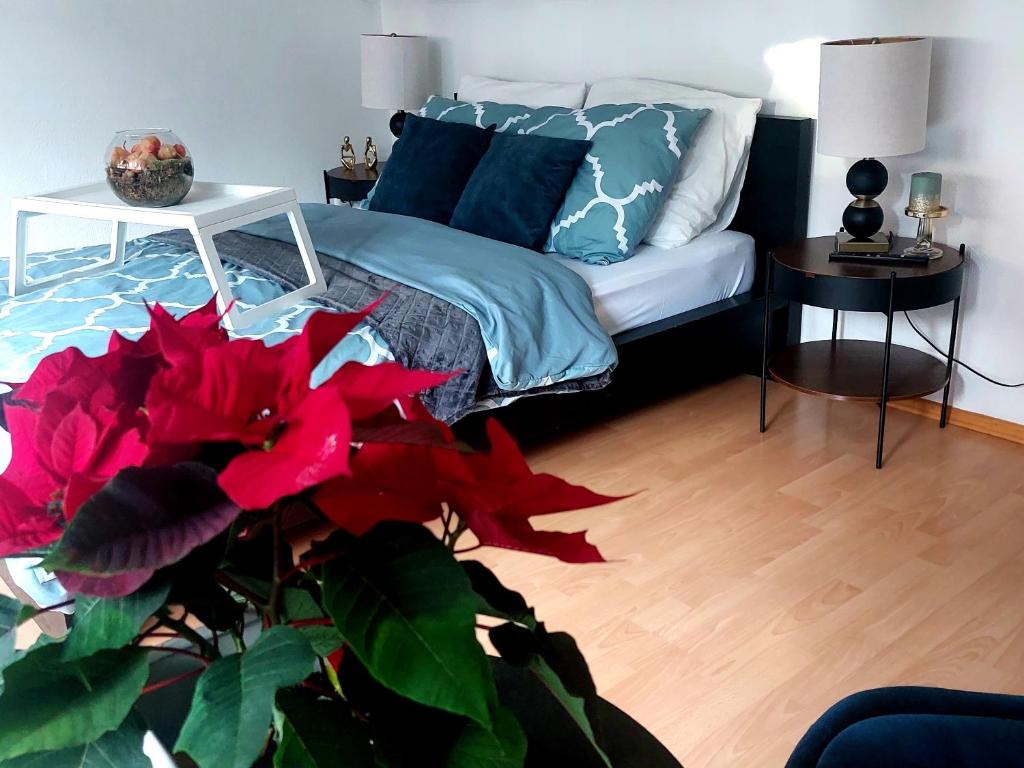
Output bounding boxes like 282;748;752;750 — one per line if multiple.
904;205;948;259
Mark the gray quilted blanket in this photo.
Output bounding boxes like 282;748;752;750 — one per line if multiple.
149;229;610;423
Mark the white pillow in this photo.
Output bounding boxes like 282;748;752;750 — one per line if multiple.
456;74;587;109
586;78;762;248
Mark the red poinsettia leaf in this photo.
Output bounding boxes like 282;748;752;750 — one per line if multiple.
217;383;353;510
106;329;139;356
42;462;240;577
42;404;99;479
3;404;58;505
12;347;86;405
315;488;440;535
176;295;224;330
326;647;345;673
314;442;468;534
478;419;532;479
332;362;455;421
465;515;605;564
275;305;380;397
484;473;625;521
56;568;154;598
63;473;107;521
350;416;454;448
0;387;19;432
0;478;63;557
146;339;282;446
88;423;149;480
144;297;228;367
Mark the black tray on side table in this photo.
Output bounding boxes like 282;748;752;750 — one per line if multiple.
759;235;965;468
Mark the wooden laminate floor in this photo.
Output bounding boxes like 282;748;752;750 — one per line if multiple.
480;374;1024;767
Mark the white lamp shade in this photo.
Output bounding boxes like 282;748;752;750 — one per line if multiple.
817;36;932;158
361;34;431;112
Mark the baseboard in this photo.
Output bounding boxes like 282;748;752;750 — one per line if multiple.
890;399;1024;446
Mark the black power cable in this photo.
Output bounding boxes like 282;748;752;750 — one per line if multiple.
904;311;1024;388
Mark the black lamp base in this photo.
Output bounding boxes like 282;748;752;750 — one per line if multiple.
389;110;407;138
841;157;888;240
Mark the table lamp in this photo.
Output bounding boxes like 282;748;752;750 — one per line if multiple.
361;33;431;138
818;36;932;253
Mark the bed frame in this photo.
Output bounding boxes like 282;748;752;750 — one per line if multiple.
457;114;814;445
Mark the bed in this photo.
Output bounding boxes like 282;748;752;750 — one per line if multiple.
0;108;811;444
460;113;814;442
565;231;756;337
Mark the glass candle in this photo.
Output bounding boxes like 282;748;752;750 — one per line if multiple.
908;171;942;213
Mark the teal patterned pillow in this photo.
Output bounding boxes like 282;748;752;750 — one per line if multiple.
422;96;709;264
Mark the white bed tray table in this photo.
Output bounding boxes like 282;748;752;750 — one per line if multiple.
9;181;326;330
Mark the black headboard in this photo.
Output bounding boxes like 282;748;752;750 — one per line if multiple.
729;115;814;264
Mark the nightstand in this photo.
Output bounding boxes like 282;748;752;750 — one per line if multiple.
759;236;965;468
323;163;386;205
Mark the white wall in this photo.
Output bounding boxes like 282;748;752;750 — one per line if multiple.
381;0;1024;425
0;0;384;252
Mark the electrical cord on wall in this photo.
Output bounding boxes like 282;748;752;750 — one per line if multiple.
904;312;1024;388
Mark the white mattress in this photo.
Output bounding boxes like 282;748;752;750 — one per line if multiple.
560;229;756;336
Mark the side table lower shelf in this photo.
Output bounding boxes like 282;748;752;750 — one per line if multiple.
768;340;948;401
761;339;952;469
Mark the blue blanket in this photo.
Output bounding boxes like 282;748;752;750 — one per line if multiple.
239;204;617;391
0;239;391;384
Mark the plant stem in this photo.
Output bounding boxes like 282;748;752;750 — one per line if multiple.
454;544;483;555
158;613;221;660
267;507;284;625
280;551;339;582
288;617;333;628
216;572;268;609
447;518;469;551
441;504;453;545
141;667;204;696
148;646;211;665
22;598;74;621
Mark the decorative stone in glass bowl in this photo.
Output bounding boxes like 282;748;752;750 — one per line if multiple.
105;129;193;207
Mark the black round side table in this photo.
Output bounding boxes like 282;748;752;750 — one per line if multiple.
323;162;386;205
759;236;965;468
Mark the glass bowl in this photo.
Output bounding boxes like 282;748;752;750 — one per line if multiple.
105;129;194;207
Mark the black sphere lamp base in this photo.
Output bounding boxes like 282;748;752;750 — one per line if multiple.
841;157;888;241
389;110;407;138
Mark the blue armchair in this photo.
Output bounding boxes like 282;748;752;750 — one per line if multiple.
787;687;1024;768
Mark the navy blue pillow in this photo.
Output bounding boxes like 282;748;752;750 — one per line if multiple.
368;114;496;224
450;132;592;251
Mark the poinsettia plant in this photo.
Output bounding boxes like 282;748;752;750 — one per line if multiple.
0;298;626;768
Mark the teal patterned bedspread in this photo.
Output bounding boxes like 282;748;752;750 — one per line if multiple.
0;237;393;385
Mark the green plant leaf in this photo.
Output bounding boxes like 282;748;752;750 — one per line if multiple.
490;622;610;768
273;689;374;767
0;644;149;761
0;594;20;659
296;625;345;656
461;561;536;629
0;594;22;697
2;709;150;767
447;705;527;768
174;625;315;768
321;522;497;728
526;656;606;759
61;581;171;662
281;587;344;656
337;651;466;766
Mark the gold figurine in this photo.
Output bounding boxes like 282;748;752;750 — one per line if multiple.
364;136;378;171
340;136;356;171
